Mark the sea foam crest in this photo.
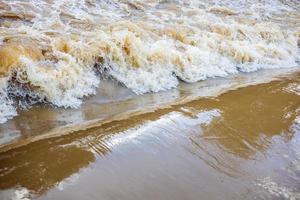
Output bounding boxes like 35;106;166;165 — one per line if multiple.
0;0;299;123
0;78;17;124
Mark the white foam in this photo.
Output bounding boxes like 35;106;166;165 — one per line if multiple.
0;78;17;124
0;0;299;123
20;56;100;108
0;187;30;200
257;177;300;200
108;62;178;94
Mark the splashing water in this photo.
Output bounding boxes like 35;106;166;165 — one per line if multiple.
0;0;299;122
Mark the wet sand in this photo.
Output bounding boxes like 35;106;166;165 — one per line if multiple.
0;70;299;200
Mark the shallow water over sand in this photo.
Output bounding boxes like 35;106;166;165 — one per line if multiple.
0;70;299;200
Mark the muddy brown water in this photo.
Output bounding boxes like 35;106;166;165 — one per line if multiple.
0;71;300;200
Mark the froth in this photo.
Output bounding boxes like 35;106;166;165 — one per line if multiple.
0;0;299;123
0;78;17;124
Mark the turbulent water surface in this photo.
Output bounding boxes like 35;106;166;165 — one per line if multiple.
0;0;300;199
0;0;300;122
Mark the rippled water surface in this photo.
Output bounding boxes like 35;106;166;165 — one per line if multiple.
0;71;299;200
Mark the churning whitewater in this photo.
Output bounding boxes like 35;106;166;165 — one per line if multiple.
0;0;300;123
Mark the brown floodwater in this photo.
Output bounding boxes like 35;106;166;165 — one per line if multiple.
1;0;300;199
0;70;300;200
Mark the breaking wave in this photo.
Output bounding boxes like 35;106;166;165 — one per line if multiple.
0;0;299;122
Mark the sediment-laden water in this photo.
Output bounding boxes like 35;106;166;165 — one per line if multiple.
0;1;300;199
0;0;300;122
0;71;299;200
